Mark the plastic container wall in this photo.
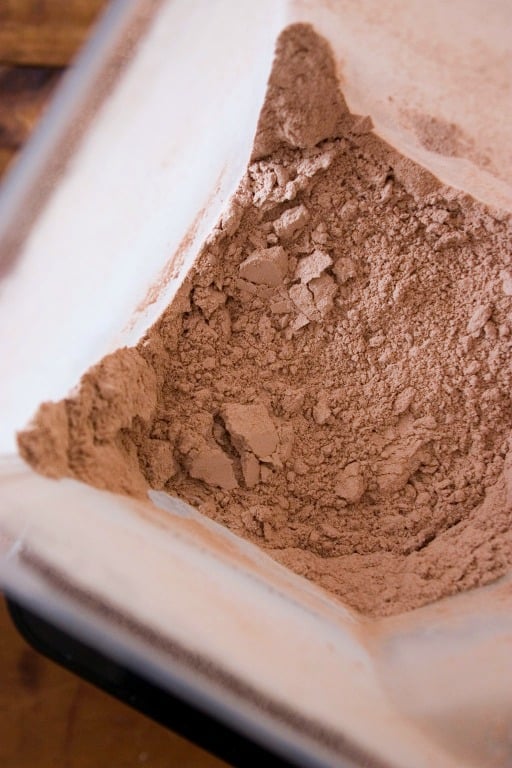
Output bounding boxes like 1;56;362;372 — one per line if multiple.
1;2;511;766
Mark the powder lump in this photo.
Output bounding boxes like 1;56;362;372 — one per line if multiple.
18;24;512;617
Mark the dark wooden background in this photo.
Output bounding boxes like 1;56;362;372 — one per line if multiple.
0;2;226;765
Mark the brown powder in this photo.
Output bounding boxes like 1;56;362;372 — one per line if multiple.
18;24;512;617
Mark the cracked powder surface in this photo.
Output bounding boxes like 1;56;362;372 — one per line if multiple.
18;24;512;617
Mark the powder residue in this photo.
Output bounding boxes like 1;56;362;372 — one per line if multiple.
18;24;512;617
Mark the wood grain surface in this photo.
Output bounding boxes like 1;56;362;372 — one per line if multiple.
0;2;227;766
0;64;62;175
0;598;226;767
0;0;106;66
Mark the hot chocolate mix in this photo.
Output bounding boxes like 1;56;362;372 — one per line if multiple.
18;24;512;617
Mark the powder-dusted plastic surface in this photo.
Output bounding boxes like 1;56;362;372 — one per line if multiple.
18;24;512;617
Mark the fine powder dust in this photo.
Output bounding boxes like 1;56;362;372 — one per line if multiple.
18;25;512;617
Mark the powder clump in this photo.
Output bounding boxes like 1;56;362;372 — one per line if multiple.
18;24;512;618
239;246;288;286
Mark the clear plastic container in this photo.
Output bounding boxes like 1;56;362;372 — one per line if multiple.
1;2;511;766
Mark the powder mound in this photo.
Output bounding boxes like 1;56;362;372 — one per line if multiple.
18;401;69;480
18;24;512;618
18;347;155;497
251;23;349;160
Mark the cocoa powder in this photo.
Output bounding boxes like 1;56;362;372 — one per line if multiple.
18;24;512;617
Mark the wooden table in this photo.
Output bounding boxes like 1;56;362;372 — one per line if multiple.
0;3;227;766
0;598;227;767
0;0;107;175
